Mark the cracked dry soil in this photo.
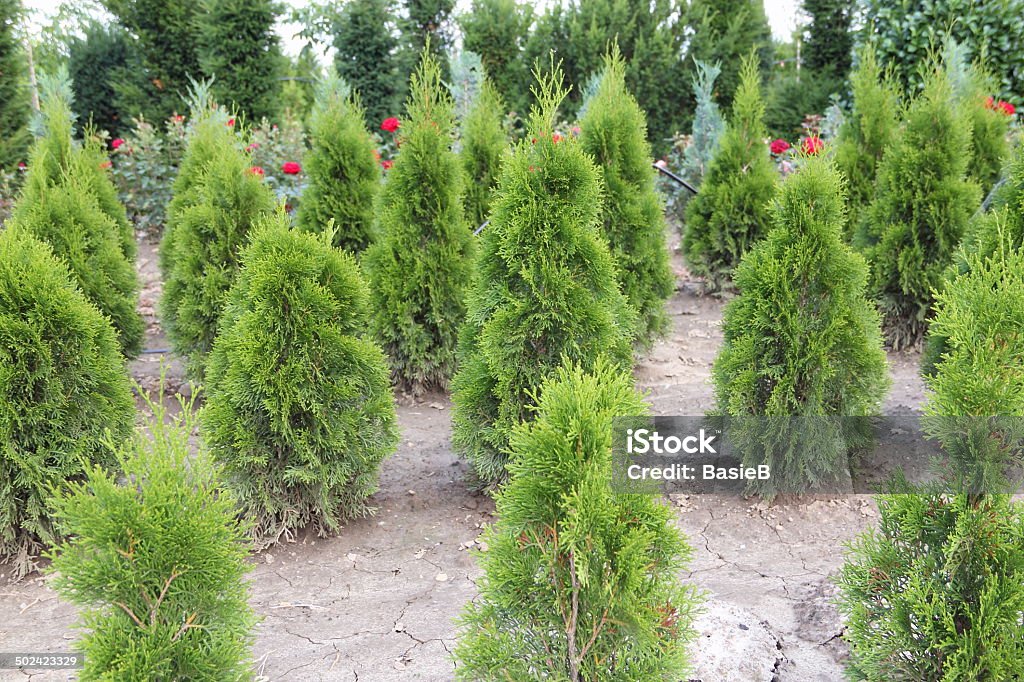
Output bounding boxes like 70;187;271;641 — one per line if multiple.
0;235;926;681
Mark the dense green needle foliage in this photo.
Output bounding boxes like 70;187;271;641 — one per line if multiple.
459;0;532;115
683;53;776;292
332;0;400;125
161;133;276;378
451;66;635;486
455;361;701;681
0;0;29;170
296;75;381;253
363;49;475;394
48;390;255;681
857;64;980;350
197;0;282;123
69;22;134;138
681;60;725;188
0;227;133;577
203;216;399;548
834;43;900;239
579;48;673;346
712;156;889;496
838;247;1024;681
460;77;507;230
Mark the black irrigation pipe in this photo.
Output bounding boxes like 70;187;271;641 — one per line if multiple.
141;348;171;354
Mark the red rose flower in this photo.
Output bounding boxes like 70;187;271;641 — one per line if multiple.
552;132;563;143
248;166;265;177
281;161;301;175
227;117;236;127
998;100;1016;116
381;160;393;171
770;138;791;155
380;117;400;133
801;136;823;155
111;138;126;150
172;114;185;123
17;161;26;170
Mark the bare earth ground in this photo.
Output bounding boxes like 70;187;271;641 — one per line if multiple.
0;232;926;682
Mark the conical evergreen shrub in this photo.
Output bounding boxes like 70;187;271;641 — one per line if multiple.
833;42;900;239
460;76;507;228
713;155;890;496
203;215;399;548
296;75;381;253
681;59;725;188
857;63;981;350
455;361;701;680
363;49;475;394
580;47;674;346
838;247;1024;681
0;226;133;577
48;390;255;681
683;52;776;291
161;134;276;378
451;65;636;486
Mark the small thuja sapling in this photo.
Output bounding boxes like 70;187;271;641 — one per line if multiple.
455;361;701;681
203;214;399;548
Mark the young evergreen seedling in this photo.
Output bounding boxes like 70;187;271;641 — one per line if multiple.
459;75;507;228
683;51;776;292
451;64;636;486
296;74;382;253
203;214;399;548
580;46;674;346
363;48;475;394
713;155;889;496
160;132;276;378
838;247;1024;681
48;386;256;681
455;361;701;681
0;227;133;577
857;61;981;350
833;42;899;240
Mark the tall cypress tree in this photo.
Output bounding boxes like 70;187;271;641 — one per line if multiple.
0;0;29;170
857;63;981;350
363;49;474;394
459;0;532;115
333;0;399;125
296;75;381;253
451;65;636;486
459;76;507;229
197;0;282;123
802;0;853;77
683;52;776;291
69;22;134;137
580;47;674;345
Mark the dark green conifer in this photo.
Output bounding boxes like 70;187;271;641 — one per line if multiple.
459;76;507;229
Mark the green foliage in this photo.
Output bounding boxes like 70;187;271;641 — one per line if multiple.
948;45;1012;193
683;53;776;291
333;0;400;125
579;48;673;345
48;389;255;681
69;22;134;137
712;156;889;496
111;113;189;236
834;43;900;238
197;0;283;123
680;60;725;187
764;67;841;140
0;226;133;577
364;50;474;393
451;66;635;486
204;217;399;548
838;248;1024;681
858;0;1024;108
801;0;852;77
296;76;380;252
0;0;29;170
398;0;456;91
455;361;701;681
101;0;205;122
161;132;276;378
460;77;507;228
857;64;981;350
459;0;532;115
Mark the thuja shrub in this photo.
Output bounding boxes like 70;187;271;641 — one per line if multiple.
160;137;276;378
455;361;701;681
363;49;475;394
833;42;899;239
580;47;674;346
683;52;776;291
713;155;889;496
203;215;399;548
296;75;381;253
0;227;133;577
48;390;255;681
857;64;980;350
11;160;144;358
460;76;507;229
451;66;636;486
838;248;1024;681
